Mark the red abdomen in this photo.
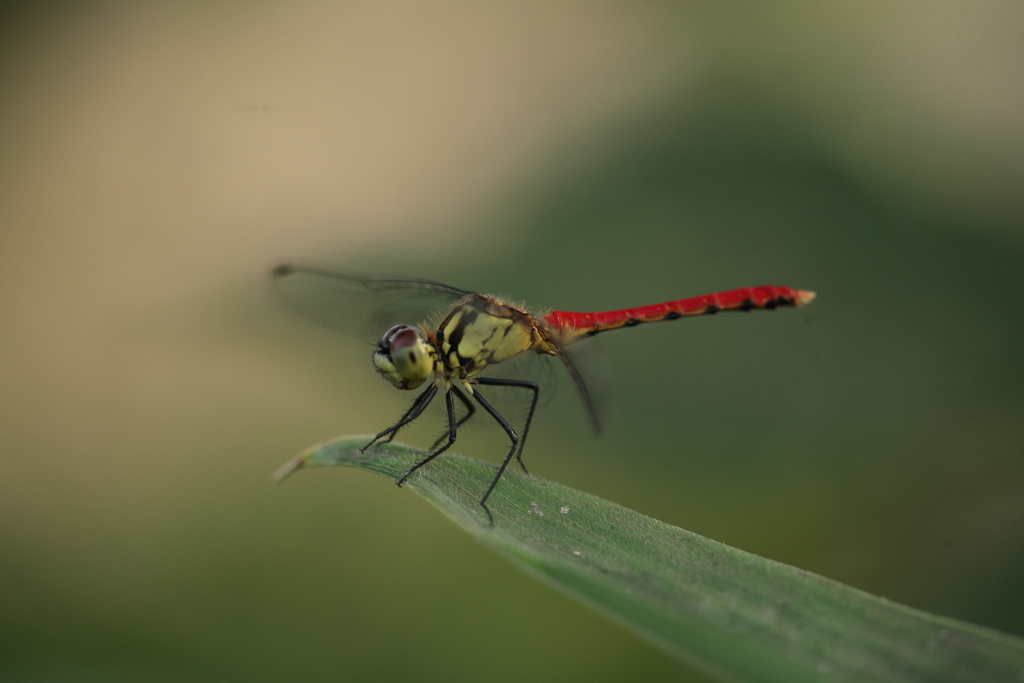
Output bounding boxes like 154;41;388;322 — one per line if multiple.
544;285;815;342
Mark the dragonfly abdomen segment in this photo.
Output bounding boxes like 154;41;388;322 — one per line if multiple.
545;285;816;342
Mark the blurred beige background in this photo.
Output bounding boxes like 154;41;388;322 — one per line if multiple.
2;3;1023;682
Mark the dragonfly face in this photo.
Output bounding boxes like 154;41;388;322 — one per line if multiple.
373;325;435;390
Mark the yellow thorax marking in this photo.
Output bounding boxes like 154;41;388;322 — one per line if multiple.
439;297;549;377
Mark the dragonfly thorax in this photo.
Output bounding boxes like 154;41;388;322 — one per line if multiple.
373;325;435;390
436;296;558;380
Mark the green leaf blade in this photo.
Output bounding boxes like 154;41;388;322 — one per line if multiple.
276;436;1024;683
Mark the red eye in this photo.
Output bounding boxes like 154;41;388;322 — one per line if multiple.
384;326;419;350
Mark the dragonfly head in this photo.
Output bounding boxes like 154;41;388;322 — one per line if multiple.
374;325;434;390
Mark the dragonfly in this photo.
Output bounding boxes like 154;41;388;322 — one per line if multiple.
272;264;815;523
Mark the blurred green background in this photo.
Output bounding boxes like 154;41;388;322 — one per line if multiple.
2;3;1022;682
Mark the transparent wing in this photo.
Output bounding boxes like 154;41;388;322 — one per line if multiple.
475;334;603;435
271;264;472;342
551;335;603;434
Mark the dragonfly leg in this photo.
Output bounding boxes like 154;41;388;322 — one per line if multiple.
382;385;437;444
362;384;438;453
429;385;475;451
396;389;458;487
470;388;528;525
475;377;539;475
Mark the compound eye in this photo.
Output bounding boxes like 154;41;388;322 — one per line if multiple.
379;325;407;348
382;325;420;350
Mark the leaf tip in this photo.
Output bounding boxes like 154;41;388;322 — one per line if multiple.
271;453;305;484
